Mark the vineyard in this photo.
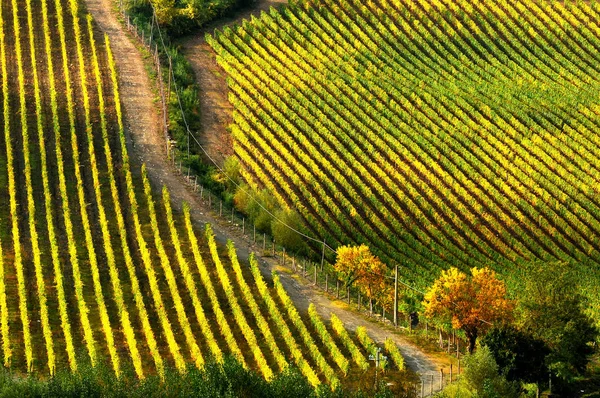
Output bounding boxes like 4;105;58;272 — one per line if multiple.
0;0;403;388
208;0;600;312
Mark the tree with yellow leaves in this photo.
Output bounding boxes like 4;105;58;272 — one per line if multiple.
335;244;387;314
423;267;513;354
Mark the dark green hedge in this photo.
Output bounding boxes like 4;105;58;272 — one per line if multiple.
0;357;395;397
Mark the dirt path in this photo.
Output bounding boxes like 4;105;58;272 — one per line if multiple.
85;0;449;390
178;0;288;165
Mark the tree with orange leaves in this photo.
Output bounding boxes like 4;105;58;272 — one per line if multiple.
423;267;513;354
335;244;387;314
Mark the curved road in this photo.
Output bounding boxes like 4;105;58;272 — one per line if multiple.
84;0;449;392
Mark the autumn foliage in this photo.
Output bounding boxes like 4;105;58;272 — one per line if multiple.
334;245;388;314
423;267;513;353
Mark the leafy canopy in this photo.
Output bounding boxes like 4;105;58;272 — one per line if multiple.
423;267;513;353
515;261;598;389
334;245;387;299
480;326;549;385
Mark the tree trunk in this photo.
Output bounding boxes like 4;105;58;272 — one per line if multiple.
466;330;478;354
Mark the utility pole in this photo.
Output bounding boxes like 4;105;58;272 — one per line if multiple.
394;263;398;327
321;239;326;270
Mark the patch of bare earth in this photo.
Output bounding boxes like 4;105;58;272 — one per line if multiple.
178;0;288;166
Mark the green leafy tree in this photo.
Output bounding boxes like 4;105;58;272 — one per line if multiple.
271;209;308;255
480;326;549;385
515;262;598;389
437;346;519;398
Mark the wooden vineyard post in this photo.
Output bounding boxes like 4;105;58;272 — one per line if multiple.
347;286;350;304
336;279;340;298
313;264;317;285
282;248;286;266
450;364;453;383
272;241;275;256
263;234;266;251
430;375;433;396
325;274;328;292
457;339;459;358
253;224;256;243
242;218;245;234
167;56;172;110
440;369;443;389
219;200;222;217
231;207;234;223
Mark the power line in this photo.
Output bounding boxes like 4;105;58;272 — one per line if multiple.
151;3;337;250
135;4;487;324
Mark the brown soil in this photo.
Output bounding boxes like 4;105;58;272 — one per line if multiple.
84;0;448;392
178;0;288;165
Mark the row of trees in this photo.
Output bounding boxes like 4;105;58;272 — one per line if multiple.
333;245;597;394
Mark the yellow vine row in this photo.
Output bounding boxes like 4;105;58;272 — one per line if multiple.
272;273;339;389
87;15;158;378
384;338;405;371
162;188;224;370
24;0;59;374
329;314;368;371
8;0;33;372
37;0;78;372
249;254;320;387
50;0;97;366
104;37;186;374
225;240;288;372
307;304;349;375
66;0;124;375
141;168;203;369
205;226;271;379
0;0;12;367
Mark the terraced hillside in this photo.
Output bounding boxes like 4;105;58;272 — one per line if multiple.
0;0;398;388
208;0;600;312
